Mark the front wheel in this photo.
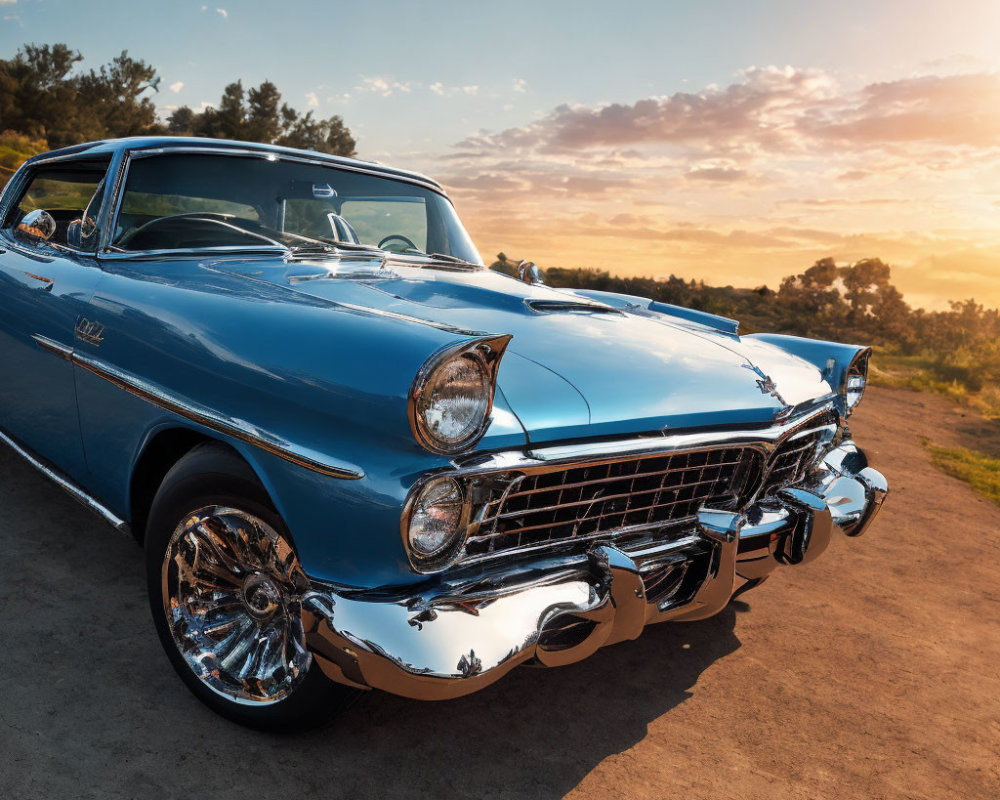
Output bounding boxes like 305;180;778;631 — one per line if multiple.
145;444;358;730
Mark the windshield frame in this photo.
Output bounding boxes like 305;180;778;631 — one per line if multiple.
100;145;482;266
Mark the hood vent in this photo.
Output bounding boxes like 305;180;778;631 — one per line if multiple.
524;299;621;314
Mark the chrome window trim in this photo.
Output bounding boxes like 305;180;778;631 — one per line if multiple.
0;230;106;262
0;151;118;256
126;145;445;193
31;334;365;481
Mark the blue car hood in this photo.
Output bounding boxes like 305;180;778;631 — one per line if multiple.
222;260;834;442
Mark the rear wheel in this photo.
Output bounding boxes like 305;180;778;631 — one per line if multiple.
145;443;358;730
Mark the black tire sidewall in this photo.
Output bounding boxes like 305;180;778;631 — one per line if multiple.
144;444;358;731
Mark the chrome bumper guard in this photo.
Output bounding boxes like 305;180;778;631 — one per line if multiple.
302;441;887;700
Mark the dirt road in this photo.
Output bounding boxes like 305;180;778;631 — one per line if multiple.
1;387;998;800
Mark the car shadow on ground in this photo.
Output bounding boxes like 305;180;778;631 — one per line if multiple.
0;445;742;799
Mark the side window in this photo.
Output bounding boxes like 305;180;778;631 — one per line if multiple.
3;158;112;251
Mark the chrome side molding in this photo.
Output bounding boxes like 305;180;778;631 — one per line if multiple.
31;334;365;480
0;426;130;534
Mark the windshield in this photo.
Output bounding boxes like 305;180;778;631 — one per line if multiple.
112;152;482;264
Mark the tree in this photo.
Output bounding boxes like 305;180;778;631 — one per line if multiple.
245;81;281;144
274;104;356;156
0;43;358;156
1;44;90;147
321;114;356;157
78;50;160;139
167;105;196;134
214;80;246;139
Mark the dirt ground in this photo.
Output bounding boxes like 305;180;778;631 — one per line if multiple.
1;386;998;800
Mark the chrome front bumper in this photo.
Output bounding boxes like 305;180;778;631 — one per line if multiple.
301;441;887;700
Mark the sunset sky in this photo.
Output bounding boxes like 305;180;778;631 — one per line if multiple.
3;0;999;309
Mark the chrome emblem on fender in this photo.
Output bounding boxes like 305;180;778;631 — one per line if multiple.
75;317;105;346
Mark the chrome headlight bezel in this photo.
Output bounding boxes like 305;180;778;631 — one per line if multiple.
408;334;512;455
843;348;871;415
401;475;470;571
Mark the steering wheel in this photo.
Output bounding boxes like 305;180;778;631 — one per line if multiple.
377;233;418;253
119;213;283;249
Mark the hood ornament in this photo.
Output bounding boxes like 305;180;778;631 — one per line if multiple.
744;363;788;408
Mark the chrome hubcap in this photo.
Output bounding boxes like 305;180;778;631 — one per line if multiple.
242;573;281;619
161;506;312;705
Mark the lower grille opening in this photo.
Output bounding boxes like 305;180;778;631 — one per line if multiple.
640;547;711;611
537;619;598;652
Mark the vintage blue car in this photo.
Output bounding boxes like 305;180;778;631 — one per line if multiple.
0;137;887;729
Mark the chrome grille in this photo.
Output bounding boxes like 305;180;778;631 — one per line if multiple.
465;447;756;560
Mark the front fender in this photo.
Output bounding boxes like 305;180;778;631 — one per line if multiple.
73;258;524;585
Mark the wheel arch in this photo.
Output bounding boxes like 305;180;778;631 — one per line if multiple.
128;425;278;545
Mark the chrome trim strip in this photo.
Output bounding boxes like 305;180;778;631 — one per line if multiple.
101;245;290;261
30;335;365;480
457;403;838;472
31;334;73;361
0;427;130;534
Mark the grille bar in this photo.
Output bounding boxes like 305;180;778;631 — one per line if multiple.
762;429;826;496
507;459;746;498
489;475;736;523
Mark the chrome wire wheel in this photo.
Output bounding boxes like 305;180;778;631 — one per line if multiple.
161;506;312;705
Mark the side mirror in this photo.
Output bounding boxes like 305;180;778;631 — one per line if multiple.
15;209;56;246
518;260;545;286
66;219;83;249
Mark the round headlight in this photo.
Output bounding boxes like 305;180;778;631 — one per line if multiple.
845;351;870;414
406;476;466;563
414;354;491;453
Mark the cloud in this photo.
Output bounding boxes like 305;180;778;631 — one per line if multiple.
0;0;17;5
216;7;227;18
356;76;415;97
684;164;751;182
798;73;1000;148
458;67;1000;157
169;81;184;93
429;82;479;97
512;78;527;93
305;91;319;108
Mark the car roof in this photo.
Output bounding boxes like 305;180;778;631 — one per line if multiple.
25;136;444;193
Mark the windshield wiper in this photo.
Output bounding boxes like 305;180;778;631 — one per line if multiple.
400;249;480;268
287;241;384;257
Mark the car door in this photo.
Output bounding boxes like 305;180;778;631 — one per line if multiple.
0;155;112;484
